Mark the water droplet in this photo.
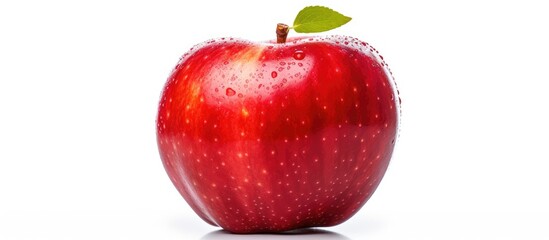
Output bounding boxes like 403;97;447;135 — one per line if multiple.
238;93;243;98
280;62;286;66
214;88;219;92
258;84;263;89
271;71;278;78
298;63;303;67
293;50;305;60
226;88;236;96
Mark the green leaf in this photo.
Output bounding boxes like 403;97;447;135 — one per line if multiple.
292;6;352;33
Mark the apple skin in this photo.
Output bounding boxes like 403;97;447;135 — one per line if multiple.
156;36;400;233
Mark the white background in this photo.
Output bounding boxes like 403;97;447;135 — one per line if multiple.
1;0;548;239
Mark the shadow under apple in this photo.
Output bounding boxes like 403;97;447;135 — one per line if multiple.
201;228;351;240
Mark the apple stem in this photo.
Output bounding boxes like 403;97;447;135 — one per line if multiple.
276;23;289;43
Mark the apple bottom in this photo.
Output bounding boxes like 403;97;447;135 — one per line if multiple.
159;125;394;233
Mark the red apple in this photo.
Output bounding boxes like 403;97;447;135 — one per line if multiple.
156;35;400;233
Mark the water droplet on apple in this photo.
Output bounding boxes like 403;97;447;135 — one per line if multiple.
293;50;305;60
238;93;243;98
258;84;263;89
298;63;303;67
214;88;219;92
271;71;277;78
279;62;286;66
226;88;236;96
223;61;229;65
